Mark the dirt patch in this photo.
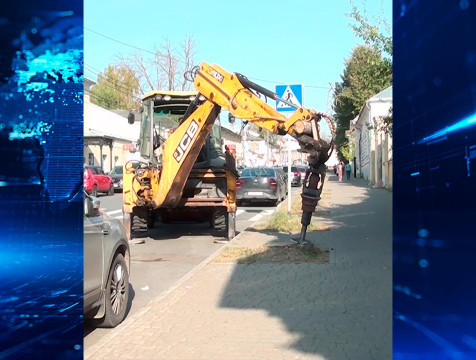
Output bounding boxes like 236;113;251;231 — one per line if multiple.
212;245;330;264
251;210;331;233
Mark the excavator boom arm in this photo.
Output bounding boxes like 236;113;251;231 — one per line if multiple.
193;62;336;243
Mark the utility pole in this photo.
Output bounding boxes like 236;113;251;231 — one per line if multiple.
266;132;270;166
242;127;246;166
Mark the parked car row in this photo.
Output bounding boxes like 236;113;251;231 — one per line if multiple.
84;165;124;196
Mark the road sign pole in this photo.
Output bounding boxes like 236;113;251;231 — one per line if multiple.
287;138;292;215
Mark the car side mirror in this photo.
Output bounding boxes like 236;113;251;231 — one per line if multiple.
84;196;101;217
127;111;135;124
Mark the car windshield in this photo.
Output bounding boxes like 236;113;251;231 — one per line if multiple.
241;168;274;177
87;166;103;175
110;166;122;175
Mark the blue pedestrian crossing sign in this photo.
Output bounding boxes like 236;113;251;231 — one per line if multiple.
275;84;303;112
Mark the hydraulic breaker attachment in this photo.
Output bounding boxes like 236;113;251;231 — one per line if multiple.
292;164;327;245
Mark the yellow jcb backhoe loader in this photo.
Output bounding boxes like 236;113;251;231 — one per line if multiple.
122;62;335;244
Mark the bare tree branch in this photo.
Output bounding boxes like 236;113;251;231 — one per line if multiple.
113;35;197;94
180;35;195;90
117;52;157;94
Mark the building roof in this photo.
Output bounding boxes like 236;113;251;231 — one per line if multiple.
84;78;96;93
352;85;392;129
84;102;140;142
142;90;198;101
369;86;392;101
221;126;242;141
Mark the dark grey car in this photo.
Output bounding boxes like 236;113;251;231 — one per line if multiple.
236;167;286;205
108;165;123;191
84;193;131;328
282;166;302;187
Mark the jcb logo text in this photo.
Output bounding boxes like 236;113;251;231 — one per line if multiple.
173;120;199;162
210;69;224;83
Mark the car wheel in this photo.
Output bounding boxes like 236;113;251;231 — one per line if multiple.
97;253;129;328
107;184;114;196
91;185;98;197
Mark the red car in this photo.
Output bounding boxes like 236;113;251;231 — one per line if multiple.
84;166;114;196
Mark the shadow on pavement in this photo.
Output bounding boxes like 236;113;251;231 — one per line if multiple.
136;221;218;241
218;181;392;359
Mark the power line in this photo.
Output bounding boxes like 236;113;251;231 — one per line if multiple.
85;27;156;56
84;65;142;106
249;76;329;89
87;90;138;109
85;27;332;91
84;63;141;98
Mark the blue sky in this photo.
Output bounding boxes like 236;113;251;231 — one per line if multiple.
84;0;391;133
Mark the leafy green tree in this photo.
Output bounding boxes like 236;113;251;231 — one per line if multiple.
90;65;140;110
330;3;393;160
348;5;392;60
332;45;392;160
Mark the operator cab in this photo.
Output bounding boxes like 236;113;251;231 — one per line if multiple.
135;90;225;169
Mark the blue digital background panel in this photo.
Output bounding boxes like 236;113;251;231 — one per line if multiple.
394;0;476;358
0;2;83;359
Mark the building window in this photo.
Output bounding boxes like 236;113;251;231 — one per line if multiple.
114;156;119;166
88;153;94;165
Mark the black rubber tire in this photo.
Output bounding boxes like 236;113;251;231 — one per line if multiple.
97;253;129;328
212;208;227;236
212;209;236;240
91;185;98;197
107;184;114;196
131;208;148;233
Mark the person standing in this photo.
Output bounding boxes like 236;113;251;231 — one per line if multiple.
337;161;344;182
345;162;352;180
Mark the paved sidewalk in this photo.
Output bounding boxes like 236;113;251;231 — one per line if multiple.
85;174;392;360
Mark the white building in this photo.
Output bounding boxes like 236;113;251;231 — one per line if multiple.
84;101;140;172
352;86;392;189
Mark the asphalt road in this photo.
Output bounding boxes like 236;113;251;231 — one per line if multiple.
84;189;300;349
